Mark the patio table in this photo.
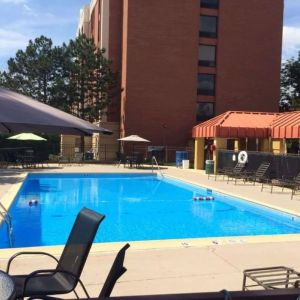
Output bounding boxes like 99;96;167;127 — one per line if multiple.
0;270;16;300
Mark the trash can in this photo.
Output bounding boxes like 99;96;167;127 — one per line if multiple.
205;160;214;174
85;152;94;160
182;159;190;169
176;151;188;167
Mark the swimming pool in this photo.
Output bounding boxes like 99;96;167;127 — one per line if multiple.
1;173;300;248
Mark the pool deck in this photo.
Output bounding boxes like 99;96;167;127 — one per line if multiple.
1;164;300;298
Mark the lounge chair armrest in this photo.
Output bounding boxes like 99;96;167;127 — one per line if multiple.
22;269;79;298
6;251;59;273
244;171;255;175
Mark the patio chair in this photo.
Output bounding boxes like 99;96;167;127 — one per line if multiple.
58;155;70;165
131;152;145;169
243;266;300;290
0;151;9;168
241;162;271;190
17;149;36;169
71;153;84;165
213;162;244;181
99;243;130;298
6;208;105;299
116;152;129;168
271;172;300;199
33;153;49;168
225;163;247;184
28;243;130;300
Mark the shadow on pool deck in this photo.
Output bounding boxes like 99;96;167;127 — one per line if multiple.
0;169;24;185
0;166;61;198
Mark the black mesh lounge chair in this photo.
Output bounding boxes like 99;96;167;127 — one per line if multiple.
212;162;243;181
99;243;130;298
226;163;246;184
6;208;105;299
271;172;300;199
29;243;130;300
241;162;270;189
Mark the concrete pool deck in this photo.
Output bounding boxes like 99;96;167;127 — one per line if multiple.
1;164;300;298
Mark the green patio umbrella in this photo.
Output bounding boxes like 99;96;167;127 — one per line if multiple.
7;133;47;141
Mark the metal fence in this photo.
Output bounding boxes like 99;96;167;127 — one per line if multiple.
0;138;195;166
218;150;300;179
0;135;60;166
58;144;194;165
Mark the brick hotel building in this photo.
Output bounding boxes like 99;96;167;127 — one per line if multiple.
77;0;283;156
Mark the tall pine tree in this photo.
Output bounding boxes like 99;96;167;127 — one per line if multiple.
67;35;116;122
1;36;55;103
0;34;117;122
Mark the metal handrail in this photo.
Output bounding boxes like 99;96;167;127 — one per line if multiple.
0;202;12;224
151;156;164;177
0;202;13;247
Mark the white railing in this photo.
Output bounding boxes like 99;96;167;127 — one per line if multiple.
0;202;13;247
151;156;164;177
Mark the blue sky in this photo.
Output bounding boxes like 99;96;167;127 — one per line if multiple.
0;0;299;71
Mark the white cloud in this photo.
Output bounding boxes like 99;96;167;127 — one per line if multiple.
0;28;29;56
8;14;76;31
22;3;38;16
23;4;31;12
282;26;300;61
0;0;27;4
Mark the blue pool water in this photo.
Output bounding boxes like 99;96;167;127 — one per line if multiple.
1;173;300;248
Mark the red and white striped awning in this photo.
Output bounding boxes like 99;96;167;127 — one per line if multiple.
271;112;300;138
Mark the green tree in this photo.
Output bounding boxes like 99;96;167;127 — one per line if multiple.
0;34;117;122
67;34;116;122
1;36;55;103
280;52;300;111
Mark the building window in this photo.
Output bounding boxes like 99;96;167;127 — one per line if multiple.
200;0;219;9
199;16;218;38
199;45;216;67
196;102;215;122
198;74;215;96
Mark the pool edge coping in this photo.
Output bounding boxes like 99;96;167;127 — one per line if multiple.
1;170;300;256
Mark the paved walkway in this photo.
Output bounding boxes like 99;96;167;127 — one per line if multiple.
0;164;300;298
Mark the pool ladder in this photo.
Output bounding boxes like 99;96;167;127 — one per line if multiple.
0;202;13;247
151;156;164;178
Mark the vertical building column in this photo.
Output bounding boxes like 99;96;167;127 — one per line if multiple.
282;138;287;154
194;138;205;170
213;138;227;173
261;138;271;152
